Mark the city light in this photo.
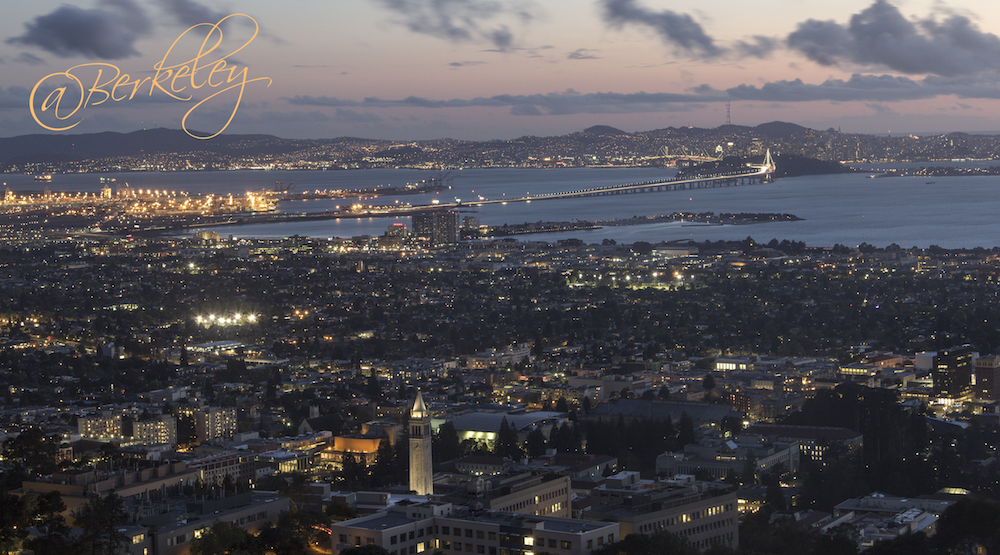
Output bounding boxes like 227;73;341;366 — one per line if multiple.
194;312;260;327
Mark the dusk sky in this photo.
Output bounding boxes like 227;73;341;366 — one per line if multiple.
4;0;1000;140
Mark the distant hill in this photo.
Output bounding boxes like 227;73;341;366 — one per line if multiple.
754;121;808;139
582;125;629;135
0;128;310;167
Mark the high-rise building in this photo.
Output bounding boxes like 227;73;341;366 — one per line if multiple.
409;391;433;495
932;345;977;402
133;415;178;446
78;411;124;439
976;354;1000;401
412;210;459;244
177;406;238;445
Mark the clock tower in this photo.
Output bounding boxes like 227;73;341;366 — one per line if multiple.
408;390;433;495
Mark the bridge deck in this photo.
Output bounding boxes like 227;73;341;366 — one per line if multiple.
447;164;773;208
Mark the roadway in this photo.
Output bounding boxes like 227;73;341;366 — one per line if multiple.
441;161;774;209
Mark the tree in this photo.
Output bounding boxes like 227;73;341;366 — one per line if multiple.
432;421;461;463
340;452;370;490
177;413;198;447
677;412;696;448
4;428;61;475
494;417;522;460
23;491;71;555
74;493;128;555
742;450;758;485
932;497;1000;554
189;521;259;555
0;488;28;555
371;438;397;487
525;428;548;458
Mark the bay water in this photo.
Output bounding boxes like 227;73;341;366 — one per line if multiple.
4;167;1000;248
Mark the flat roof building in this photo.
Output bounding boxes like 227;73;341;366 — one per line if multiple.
330;500;619;555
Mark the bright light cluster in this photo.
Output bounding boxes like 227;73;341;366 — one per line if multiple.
195;313;259;327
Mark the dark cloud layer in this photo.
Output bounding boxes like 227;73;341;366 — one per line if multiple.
7;0;151;60
724;74;1000;102
734;36;777;59
289;72;1000;117
158;0;228;27
599;0;722;58
0;87;30;110
289;90;715;115
787;0;1000;77
374;0;531;51
568;49;600;60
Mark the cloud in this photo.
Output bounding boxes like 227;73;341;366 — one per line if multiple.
865;103;898;115
599;0;722;58
333;108;383;124
449;61;487;67
723;73;1000;102
157;0;228;27
734;36;777;59
373;0;535;51
288;90;716;115
724;74;933;102
787;0;1000;77
0;87;30;110
510;104;544;116
567;49;600;60
289;71;1000;118
14;53;46;66
7;0;151;60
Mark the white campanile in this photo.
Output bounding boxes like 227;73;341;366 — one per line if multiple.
409;390;433;495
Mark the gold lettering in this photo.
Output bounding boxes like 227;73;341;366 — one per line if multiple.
111;75;146;102
27;14;270;139
130;77;153;100
171;65;192;94
182;75;272;139
84;64;120;107
30;71;84;131
208;60;230;88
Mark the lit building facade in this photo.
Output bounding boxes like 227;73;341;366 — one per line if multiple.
177;406;238;444
976;354;1000;401
331;501;619;555
583;473;738;552
133;415;178;446
412;210;460;244
932;345;976;403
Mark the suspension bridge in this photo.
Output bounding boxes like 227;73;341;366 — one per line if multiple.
449;149;776;207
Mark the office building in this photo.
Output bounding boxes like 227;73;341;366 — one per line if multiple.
976;354;1000;401
932;345;976;403
412;210;460;244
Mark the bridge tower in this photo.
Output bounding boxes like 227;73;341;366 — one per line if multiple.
763;148;776;172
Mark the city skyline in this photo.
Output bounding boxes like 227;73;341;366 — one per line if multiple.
4;0;1000;140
